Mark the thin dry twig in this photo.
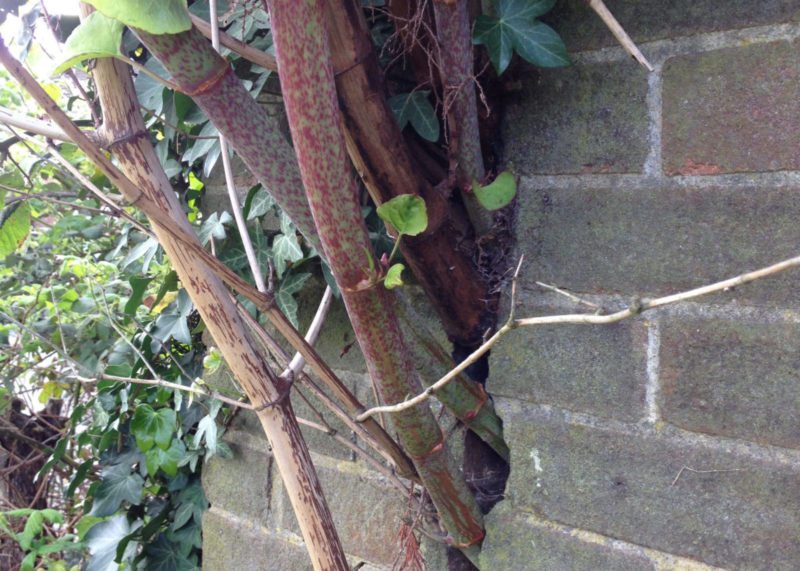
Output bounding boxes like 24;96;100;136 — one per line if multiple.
588;0;654;71
670;465;744;487
359;252;800;420
535;280;602;311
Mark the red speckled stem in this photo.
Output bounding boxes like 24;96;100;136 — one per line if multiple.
432;0;493;235
266;0;484;551
134;26;322;254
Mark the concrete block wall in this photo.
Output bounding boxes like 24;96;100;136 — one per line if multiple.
202;2;800;569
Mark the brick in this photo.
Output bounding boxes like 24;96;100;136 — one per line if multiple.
544;0;800;52
481;504;656;571
516;181;800;305
661;319;800;450
499;400;800;569
201;442;277;529
663;41;800;174
490;300;648;421
277;462;407;566
202;509;311;571
503;60;649;174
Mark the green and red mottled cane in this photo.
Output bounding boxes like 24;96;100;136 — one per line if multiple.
265;0;484;553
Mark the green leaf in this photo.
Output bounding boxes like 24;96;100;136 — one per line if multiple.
473;0;568;74
142;534;195;571
145;438;185;477
131;405;176;452
90;469;144;517
197;211;232;245
472;170;517;210
51;11;124;76
376;194;428;236
272;232;303;277
244;185;274;220
276;272;311;328
135;57;170;115
121;237;159;272
150;290;194;349
125;276;154;315
388;91;440;142
513;20;570;68
0;202;30;258
83;0;191;34
193;412;218;456
85;515;132;571
384;263;405;289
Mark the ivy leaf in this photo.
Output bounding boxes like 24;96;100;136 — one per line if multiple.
193;414;218;456
90;469;144;517
151;289;194;350
272;232;303;278
82;0;191;34
51;11;124;76
85;515;133;571
0;202;30;258
125;276;154;315
135;57;170;115
145;438;186;477
198;211;232;245
472;170;517;210
384;263;405;289
376;194;428;236
276;272;311;328
244;185;274;220
131;404;176;452
473;0;569;74
142;534;196;571
513;20;571;68
388;91;440;142
121;236;159;272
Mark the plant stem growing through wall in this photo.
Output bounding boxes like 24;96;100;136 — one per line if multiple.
266;0;484;556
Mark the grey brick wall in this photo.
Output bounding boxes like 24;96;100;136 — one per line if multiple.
202;3;800;569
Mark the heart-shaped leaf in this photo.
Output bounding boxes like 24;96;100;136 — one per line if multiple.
52;11;124;76
82;0;191;35
376;194;428;236
473;170;517;210
384;263;405;289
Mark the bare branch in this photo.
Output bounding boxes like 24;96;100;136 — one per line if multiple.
0;106;70;141
359;252;800;420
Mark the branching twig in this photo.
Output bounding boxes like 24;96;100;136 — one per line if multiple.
359;252;800;420
535;281;601;312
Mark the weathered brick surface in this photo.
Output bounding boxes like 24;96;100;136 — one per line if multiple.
203;509;312;571
516;181;800;304
545;0;800;51
480;504;657;570
660;318;800;450
276;461;407;566
503;60;649;174
201;440;276;529
663;41;800;175
500;400;800;569
490;300;648;421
